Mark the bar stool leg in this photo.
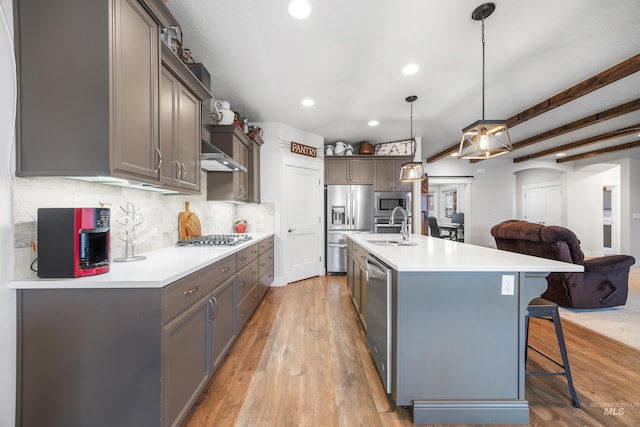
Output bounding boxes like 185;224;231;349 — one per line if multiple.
550;308;581;408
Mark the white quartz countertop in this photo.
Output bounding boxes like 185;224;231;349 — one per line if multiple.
11;232;273;289
350;233;584;273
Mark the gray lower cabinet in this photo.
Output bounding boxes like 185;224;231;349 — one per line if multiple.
235;243;261;332
347;241;368;328
17;257;231;427
16;237;274;427
210;276;235;370
164;293;211;426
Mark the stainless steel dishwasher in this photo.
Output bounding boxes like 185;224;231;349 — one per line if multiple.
366;254;392;393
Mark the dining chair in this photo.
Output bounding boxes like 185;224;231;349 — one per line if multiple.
427;217;450;239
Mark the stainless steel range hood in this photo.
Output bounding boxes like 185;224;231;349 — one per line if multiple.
201;140;247;172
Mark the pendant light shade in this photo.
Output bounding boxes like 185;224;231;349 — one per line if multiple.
399;162;425;182
399;95;426;182
458;3;513;160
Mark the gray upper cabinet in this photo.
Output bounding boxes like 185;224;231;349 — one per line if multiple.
160;63;201;192
207;126;252;202
14;0;210;193
325;157;374;185
249;134;264;203
374;157;413;191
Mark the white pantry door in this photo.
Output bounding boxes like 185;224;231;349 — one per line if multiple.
282;159;323;283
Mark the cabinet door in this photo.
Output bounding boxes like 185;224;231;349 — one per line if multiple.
112;0;159;180
164;295;210;427
210;277;235;372
177;85;201;191
250;141;261;203
359;261;367;328
374;158;412;191
159;68;178;186
393;159;413;191
349;159;374;184
325;158;350;184
374;159;394;191
233;139;250;201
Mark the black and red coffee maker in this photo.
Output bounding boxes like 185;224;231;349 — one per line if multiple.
37;207;111;278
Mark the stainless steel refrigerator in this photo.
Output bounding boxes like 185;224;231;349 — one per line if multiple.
326;185;374;273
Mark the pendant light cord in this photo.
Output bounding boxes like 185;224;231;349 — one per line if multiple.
481;18;485;120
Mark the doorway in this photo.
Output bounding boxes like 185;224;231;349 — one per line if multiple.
603;185;618;254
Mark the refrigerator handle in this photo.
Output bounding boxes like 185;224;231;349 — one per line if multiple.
351;187;355;227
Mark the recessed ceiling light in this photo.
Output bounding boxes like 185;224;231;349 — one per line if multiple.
556;152;566;157
288;0;311;19
368;120;379;126
402;63;420;75
301;98;315;107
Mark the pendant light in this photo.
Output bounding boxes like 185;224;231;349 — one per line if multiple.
458;3;513;160
399;95;426;182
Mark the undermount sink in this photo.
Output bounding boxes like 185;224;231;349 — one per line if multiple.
368;239;418;247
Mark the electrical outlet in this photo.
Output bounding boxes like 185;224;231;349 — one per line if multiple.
501;275;515;295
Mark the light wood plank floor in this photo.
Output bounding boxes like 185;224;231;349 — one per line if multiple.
184;275;640;426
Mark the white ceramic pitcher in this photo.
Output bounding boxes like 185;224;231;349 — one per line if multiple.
213;100;235;125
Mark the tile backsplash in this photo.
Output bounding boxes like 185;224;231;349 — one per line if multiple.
12;173;274;279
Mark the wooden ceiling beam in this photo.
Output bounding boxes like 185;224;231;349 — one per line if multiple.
513;123;640;163
426;53;640;163
556;140;640;163
507;53;640;127
511;98;640;151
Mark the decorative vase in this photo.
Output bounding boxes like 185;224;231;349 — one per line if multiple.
235;222;246;233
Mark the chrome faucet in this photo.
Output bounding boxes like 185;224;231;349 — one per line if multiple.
389;206;409;241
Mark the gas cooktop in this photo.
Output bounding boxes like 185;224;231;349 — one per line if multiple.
176;234;253;247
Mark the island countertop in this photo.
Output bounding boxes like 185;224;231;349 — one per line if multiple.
349;233;584;273
10;232;273;290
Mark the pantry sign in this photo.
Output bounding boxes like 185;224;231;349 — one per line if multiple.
290;141;317;158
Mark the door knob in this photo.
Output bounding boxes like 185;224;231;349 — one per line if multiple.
288;228;296;232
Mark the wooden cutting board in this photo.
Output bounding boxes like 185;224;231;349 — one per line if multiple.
178;202;202;240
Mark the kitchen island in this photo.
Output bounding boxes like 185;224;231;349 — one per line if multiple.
347;233;583;425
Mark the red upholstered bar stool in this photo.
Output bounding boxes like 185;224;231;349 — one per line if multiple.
525;297;581;408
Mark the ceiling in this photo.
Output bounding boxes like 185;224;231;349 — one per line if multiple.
165;0;640;164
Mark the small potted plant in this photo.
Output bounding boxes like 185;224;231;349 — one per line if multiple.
234;218;247;233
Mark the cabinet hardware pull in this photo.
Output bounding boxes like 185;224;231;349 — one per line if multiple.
211;296;218;320
154;147;162;172
208;298;215;322
240;256;247;261
181;162;187;180
221;267;231;272
184;285;199;296
240;280;247;288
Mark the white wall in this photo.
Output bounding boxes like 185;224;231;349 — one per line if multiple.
0;0;16;424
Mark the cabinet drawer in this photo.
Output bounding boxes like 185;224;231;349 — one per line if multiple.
236;282;260;332
258;236;274;254
259;266;274;299
258;247;274;278
211;254;236;285
165;268;216;323
236;258;259;302
237;243;259;270
351;243;368;268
